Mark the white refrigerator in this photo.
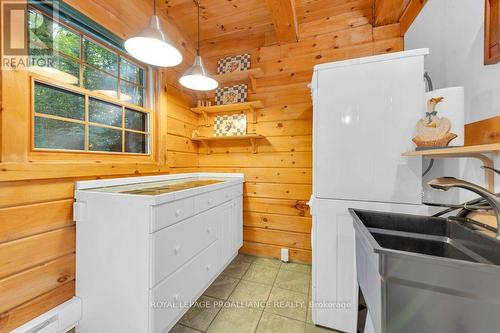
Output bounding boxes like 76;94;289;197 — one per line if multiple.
309;49;430;333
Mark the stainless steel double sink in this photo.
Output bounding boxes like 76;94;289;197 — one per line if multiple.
351;209;500;333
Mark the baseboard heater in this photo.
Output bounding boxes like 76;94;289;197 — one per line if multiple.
11;297;81;333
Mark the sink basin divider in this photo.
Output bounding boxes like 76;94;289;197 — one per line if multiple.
367;227;492;264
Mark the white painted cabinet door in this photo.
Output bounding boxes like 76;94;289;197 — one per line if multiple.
219;201;234;266
230;196;243;253
235;197;243;250
313;55;424;204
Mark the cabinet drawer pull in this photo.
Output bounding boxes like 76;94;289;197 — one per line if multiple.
174;245;181;254
172;294;180;302
206;264;212;271
175;209;182;217
207;199;212;205
206;227;212;234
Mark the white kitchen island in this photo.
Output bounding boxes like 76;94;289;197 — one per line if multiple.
74;173;244;333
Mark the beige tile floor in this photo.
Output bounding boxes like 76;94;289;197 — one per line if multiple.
170;254;345;333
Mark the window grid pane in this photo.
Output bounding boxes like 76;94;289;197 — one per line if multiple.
34;116;85;151
34;80;149;154
83;38;118;75
35;82;85;120
83;65;118;96
125;108;147;131
89;125;123;152
120;80;144;106
125;132;148;154
29;8;150;155
29;9;81;59
89;98;123;127
120;57;144;85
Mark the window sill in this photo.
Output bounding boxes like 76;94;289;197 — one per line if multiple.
0;161;176;182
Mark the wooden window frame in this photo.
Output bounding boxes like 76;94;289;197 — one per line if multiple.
27;6;155;159
31;77;151;156
485;0;500;65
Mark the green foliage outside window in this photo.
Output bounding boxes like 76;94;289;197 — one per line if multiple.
29;7;149;155
35;82;85;120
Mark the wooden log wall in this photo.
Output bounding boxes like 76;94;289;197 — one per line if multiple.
197;19;404;263
0;90;198;333
0;1;199;331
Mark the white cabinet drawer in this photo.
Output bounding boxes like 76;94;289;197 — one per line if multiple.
194;185;240;214
152;197;194;232
151;206;219;287
150;241;219;333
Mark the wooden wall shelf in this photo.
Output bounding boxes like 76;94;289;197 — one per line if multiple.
403;143;500;192
213;68;264;91
402;143;500;157
191;134;264;154
191;101;265;126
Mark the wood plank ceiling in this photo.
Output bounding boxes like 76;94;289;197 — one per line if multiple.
159;0;416;44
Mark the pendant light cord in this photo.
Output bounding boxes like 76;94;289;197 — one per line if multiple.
197;1;200;56
154;0;157;16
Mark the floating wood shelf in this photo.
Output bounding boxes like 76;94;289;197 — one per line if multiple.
191;134;264;154
403;143;500;192
213;68;264;91
191;101;265;126
402;143;500;157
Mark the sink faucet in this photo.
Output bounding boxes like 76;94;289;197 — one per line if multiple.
428;177;500;240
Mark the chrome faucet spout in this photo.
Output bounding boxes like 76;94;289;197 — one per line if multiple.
428;177;500;240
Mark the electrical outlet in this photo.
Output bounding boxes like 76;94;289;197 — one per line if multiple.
281;248;289;263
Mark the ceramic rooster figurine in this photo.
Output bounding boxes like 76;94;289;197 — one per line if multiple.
413;97;457;147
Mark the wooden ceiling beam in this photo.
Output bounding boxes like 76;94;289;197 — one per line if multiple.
399;0;428;35
374;0;410;26
265;0;299;43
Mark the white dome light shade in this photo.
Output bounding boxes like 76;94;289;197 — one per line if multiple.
179;55;218;91
179;74;218;91
125;16;183;67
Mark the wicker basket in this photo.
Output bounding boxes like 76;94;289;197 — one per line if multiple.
412;132;458;147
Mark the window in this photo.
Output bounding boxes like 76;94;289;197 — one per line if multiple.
28;8;150;154
485;0;500;65
34;82;149;154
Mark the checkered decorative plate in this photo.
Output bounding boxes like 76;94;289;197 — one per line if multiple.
215;84;248;105
214;114;247;137
217;54;251;74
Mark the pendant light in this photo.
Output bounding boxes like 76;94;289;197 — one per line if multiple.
179;1;218;91
124;0;182;67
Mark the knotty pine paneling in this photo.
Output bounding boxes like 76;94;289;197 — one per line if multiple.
199;135;311;154
244;212;312;233
199;152;312;168
299;8;373;38
244;227;312;250
0;2;406;330
198;15;404;264
244;197;310;217
0;86;198;332
0;281;75;333
464;116;500;145
0;199;74;243
194;167;312;184
0;88;198;331
0;254;75;313
241;241;312;263
0;227;75;280
244;182;312;200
